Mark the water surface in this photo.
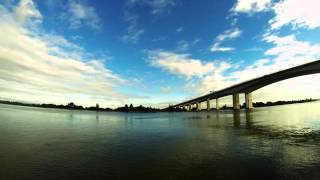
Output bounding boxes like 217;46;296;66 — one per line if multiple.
1;103;320;180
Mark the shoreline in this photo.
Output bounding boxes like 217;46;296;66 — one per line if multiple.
0;99;319;112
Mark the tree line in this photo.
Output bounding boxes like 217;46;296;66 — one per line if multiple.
0;100;161;112
0;98;318;112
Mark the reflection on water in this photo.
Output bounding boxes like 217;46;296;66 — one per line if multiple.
1;102;320;180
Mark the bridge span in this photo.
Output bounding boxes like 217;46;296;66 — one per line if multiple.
171;60;320;111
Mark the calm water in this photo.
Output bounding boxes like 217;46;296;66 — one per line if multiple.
1;103;320;180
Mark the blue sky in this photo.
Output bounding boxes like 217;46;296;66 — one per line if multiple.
0;0;320;108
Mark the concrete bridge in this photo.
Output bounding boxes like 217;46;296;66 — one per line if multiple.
171;60;320;111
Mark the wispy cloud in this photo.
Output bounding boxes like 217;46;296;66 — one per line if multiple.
122;0;176;43
121;11;145;44
210;44;235;52
210;27;242;52
147;50;233;98
14;0;42;24
147;50;232;88
128;0;176;15
148;50;217;79
176;26;184;33
160;86;173;94
176;39;200;52
216;28;242;42
65;0;102;30
152;36;167;42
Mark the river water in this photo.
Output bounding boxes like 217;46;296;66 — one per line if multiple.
1;102;320;180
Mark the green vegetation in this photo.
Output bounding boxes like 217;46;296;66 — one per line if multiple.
115;104;159;112
0;98;318;112
0;100;160;112
251;98;319;107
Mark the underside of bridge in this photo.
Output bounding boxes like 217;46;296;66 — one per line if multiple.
171;60;320;111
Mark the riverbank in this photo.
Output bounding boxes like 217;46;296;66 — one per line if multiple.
0;98;318;112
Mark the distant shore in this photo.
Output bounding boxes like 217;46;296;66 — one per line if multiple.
0;98;319;112
0;100;160;112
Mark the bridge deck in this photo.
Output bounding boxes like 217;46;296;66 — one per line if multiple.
172;60;320;107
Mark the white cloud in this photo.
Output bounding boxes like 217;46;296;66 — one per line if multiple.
147;52;234;104
216;28;242;42
149;50;219;78
210;43;235;52
231;0;272;14
0;1;137;107
192;62;232;94
232;0;320;30
148;50;233;96
264;34;320;62
210;28;242;52
14;0;42;24
66;0;102;30
269;0;320;30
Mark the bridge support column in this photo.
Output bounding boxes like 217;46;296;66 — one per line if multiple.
188;104;191;111
245;92;253;110
216;98;220;110
233;93;240;110
196;102;201;111
206;99;210;111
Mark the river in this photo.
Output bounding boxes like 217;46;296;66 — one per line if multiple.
1;102;320;180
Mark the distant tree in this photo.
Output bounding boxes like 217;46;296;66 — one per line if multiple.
129;104;133;111
124;104;129;111
67;102;75;108
137;105;143;111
